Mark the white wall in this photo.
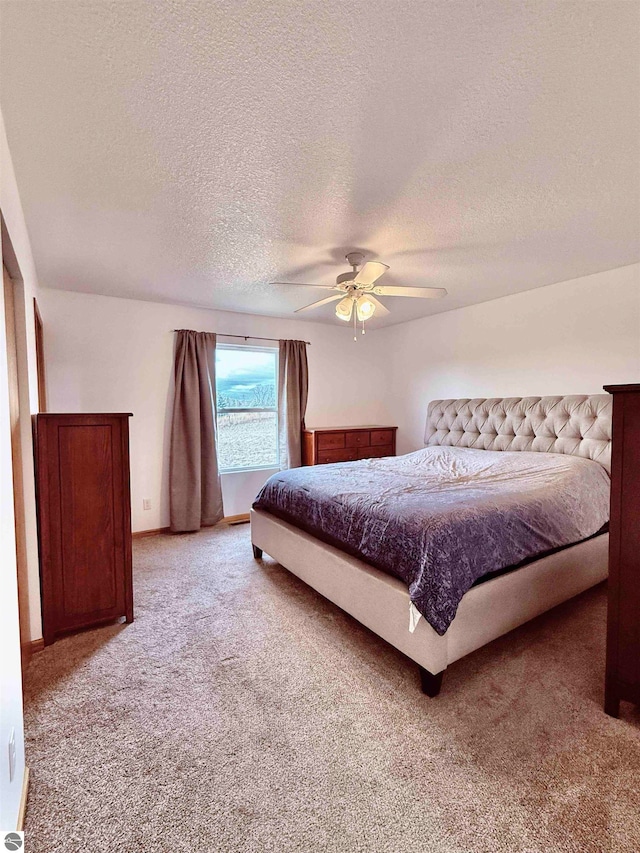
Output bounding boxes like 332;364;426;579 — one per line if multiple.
40;265;640;529
0;108;43;827
0;268;25;830
1;129;43;644
378;264;640;454
1;120;44;649
39;289;392;530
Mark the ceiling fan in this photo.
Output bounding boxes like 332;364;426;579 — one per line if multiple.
272;252;447;339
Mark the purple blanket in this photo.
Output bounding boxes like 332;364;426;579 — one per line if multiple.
253;446;610;635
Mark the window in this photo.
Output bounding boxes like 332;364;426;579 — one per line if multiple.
215;345;279;472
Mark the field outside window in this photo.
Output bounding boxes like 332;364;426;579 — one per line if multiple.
215;345;278;471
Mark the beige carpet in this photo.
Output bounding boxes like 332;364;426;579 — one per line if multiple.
23;524;640;853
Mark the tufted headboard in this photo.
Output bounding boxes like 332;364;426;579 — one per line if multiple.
424;395;612;472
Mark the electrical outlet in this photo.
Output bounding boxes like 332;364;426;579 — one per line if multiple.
143;499;152;511
8;728;16;783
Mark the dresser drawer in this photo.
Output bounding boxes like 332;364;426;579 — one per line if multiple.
345;431;370;448
303;426;398;466
317;448;358;464
370;429;394;446
358;445;393;459
317;432;345;451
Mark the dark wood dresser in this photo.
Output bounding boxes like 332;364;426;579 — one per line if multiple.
34;413;134;645
604;384;640;717
302;425;397;465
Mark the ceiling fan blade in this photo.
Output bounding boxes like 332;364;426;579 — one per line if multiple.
367;294;390;317
294;294;343;313
271;281;336;290
353;261;389;287
373;285;447;298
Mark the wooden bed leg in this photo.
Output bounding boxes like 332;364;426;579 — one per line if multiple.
419;667;443;697
252;544;263;560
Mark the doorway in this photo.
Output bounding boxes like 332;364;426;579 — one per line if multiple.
3;263;32;668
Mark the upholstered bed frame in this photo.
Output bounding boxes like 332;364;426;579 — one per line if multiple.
251;395;612;695
424;395;611;470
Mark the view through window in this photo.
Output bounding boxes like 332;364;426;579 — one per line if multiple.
215;345;278;471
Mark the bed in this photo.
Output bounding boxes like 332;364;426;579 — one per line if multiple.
250;395;612;695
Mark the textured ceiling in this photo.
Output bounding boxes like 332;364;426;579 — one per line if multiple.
1;1;639;328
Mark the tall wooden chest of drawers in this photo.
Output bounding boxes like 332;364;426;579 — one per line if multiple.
34;413;134;645
302;425;397;466
604;384;640;716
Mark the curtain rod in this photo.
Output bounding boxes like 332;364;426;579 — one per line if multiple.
172;330;310;345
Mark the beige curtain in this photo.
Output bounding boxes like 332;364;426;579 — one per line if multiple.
278;339;309;469
170;330;224;532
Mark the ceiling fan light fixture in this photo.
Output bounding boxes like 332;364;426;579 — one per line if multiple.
276;251;447;336
356;295;376;322
335;296;354;322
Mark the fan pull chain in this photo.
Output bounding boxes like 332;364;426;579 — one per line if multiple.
353;308;357;342
362;319;366;335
